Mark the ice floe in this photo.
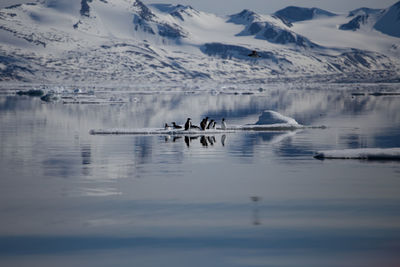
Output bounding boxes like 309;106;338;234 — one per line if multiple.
314;148;400;160
90;110;306;135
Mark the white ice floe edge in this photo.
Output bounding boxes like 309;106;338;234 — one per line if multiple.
89;123;307;135
314;148;400;160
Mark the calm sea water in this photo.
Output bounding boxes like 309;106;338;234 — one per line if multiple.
0;86;400;267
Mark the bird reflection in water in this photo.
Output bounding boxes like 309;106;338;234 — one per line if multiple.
184;136;200;147
165;135;227;148
207;136;216;145
164;136;182;142
200;136;208;147
221;134;226;146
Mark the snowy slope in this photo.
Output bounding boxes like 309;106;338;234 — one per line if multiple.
274;6;336;23
374;1;400;38
0;0;399;85
347;7;382;18
291;12;400;55
228;9;319;48
338;1;400;38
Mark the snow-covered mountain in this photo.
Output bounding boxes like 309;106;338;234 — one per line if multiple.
0;0;399;86
274;6;336;23
374;1;400;37
347;8;382;18
228;9;319;48
339;1;400;38
339;14;372;31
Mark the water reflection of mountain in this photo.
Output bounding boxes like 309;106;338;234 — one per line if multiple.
81;144;92;176
133;136;153;165
122;89;400;131
42;156;80;178
228;131;298;159
5;86;400;130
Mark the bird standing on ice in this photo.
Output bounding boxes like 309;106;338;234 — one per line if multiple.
200;117;209;130
172;122;182;129
207;119;215;129
221;118;227;130
184;118;191;130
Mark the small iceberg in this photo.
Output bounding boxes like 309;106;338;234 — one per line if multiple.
255;110;300;126
314;148;400;160
232;110;301;130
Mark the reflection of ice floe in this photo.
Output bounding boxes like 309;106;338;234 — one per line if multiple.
90;110;305;134
82;188;122;197
40;92;60;102
314;148;400;160
16;89;44;97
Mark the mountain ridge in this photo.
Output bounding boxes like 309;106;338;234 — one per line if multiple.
338;1;400;37
0;0;399;85
274;6;336;23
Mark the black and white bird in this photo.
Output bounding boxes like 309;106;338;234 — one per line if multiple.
200;117;209;130
184;118;191;130
171;122;182;129
207;119;215;129
221;118;227;130
212;121;217;129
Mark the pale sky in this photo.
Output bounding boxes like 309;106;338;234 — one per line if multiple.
0;0;398;15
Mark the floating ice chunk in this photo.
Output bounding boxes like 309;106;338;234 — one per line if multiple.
255;110;299;126
89;125;303;135
90;110;306;135
314;148;400;160
90;128;236;135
